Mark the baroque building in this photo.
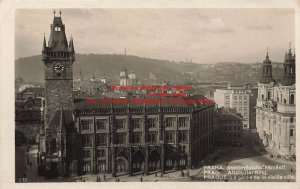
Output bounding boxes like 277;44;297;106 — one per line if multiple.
256;47;296;158
38;12;216;177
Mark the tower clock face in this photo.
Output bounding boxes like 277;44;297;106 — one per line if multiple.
53;62;64;73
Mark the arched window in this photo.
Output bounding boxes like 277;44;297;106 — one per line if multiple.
55;26;61;31
290;94;295;104
262;94;264;100
284;99;286;104
280;94;282;103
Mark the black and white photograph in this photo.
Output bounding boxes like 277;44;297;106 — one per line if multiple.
0;1;298;187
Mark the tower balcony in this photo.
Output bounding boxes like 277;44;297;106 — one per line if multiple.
42;51;75;61
277;103;295;114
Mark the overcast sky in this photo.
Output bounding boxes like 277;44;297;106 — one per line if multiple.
15;9;295;63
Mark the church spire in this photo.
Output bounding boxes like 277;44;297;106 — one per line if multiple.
43;33;47;51
48;10;68;51
69;35;74;52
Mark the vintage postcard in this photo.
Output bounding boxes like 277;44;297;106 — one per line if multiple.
0;0;299;189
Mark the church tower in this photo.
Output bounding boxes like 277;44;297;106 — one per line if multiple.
281;44;296;85
42;10;75;127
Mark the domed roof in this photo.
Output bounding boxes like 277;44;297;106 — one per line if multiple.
263;53;271;64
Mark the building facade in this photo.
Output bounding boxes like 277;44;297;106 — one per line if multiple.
74;97;215;176
214;108;243;146
214;87;251;130
256;48;296;157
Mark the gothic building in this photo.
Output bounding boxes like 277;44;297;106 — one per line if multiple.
38;12;216;177
38;12;78;177
256;46;296;158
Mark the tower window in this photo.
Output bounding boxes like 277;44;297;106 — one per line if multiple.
55;26;61;31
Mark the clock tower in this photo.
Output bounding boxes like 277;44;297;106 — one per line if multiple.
42;11;75;127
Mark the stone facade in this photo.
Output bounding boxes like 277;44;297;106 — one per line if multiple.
74;98;215;176
256;47;296;157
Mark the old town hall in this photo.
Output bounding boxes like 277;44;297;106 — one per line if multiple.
38;12;216;177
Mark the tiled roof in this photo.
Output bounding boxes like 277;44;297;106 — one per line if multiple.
74;95;212;110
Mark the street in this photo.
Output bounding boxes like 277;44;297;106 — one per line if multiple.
15;132;295;182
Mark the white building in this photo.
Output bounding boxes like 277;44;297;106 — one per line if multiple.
214;87;250;130
119;68;129;86
256;47;295;157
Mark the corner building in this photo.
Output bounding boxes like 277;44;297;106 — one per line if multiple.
38;13;215;177
74;96;215;176
256;48;296;157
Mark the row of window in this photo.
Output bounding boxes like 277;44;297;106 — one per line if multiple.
220;126;242;131
262;92;295;105
80;117;189;131
234;102;248;105
81;131;189;146
221;133;241;137
233;95;248;100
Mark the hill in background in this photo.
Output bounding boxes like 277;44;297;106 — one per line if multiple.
15;53;285;85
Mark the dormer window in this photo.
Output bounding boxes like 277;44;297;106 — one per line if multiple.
55;26;61;31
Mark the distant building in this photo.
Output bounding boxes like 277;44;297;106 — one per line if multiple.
128;71;138;85
215;108;243;146
100;77;107;84
119;68;129;86
256;46;295;157
214;86;251;130
17;87;45;99
15;97;44;144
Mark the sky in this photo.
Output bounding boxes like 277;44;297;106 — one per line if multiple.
15;9;295;63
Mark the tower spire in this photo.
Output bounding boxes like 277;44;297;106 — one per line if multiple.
43;33;47;50
59;10;62;17
53;10;56;17
69;34;74;52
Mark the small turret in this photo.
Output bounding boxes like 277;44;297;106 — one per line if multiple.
259;47;275;84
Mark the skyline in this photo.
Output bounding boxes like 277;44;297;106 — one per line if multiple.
15;9;295;63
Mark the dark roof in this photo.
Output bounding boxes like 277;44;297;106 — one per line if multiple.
278;76;295;86
22;87;44;94
48;110;74;131
15;110;41;122
259;75;276;84
217;108;243;121
74;95;212;110
48;16;69;51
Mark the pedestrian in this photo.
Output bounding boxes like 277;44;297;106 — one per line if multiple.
103;174;106;181
99;177;101;182
140;177;143;182
155;173;157;177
